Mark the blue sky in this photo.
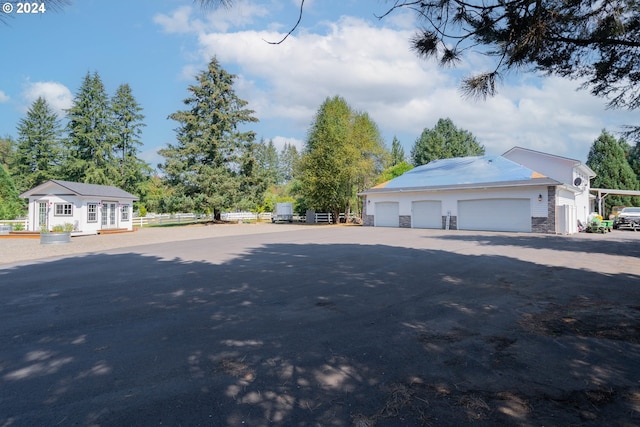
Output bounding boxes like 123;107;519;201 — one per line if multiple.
1;0;636;169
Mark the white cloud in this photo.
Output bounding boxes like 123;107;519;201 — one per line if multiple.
271;135;304;151
0;90;9;103
154;1;269;34
153;5;195;34
159;4;633;162
22;81;73;116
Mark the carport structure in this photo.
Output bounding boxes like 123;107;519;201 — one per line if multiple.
591;188;640;216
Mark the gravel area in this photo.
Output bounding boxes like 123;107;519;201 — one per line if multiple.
0;223;308;266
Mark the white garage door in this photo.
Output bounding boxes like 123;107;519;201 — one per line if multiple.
375;202;399;227
458;199;531;232
412;201;442;229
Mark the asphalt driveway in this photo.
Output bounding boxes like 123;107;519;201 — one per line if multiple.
1;225;639;426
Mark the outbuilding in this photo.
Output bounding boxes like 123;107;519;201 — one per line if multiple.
360;147;595;234
20;180;138;234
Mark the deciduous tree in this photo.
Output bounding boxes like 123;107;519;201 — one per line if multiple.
299;96;387;221
0;164;23;220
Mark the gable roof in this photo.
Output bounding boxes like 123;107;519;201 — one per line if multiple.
20;180;138;200
503;146;596;178
362;155;560;195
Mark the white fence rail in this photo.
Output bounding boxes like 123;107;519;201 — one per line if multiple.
314;213;333;223
221;212;272;222
1;211;353;232
0;219;29;232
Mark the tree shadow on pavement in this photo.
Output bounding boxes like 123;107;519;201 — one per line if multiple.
1;242;639;426
429;231;640;258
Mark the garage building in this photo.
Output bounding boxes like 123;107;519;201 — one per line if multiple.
360;147;595;234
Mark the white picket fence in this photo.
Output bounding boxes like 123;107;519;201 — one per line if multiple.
1;211;347;232
0;219;29;232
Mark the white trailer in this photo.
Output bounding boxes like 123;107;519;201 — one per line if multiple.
272;202;293;223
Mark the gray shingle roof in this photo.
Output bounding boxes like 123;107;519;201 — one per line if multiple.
20;180;138;200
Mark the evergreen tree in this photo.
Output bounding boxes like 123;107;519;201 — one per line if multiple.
159;57;260;217
0;164;24;220
279;142;300;183
255;138;281;186
390;136;405;166
587;130;640;214
64;71;117;185
299;96;387;221
628;140;640;181
0;135;14;169
12;97;63;192
411;118;484;166
111;83;150;193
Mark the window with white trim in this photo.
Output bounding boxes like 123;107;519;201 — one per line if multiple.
54;203;72;216
87;203;98;222
121;204;130;221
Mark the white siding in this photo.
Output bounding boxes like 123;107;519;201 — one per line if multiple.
503;149;574;184
366;187;548;218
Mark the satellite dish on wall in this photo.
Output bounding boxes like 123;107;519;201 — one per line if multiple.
574;177;582;187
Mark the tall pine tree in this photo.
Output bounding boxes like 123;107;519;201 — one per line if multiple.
255;138;281;186
159;57;260;217
12;97;63;192
111;83;149;193
390;136;405;166
64;71;117;185
279;142;300;183
587;130;640;214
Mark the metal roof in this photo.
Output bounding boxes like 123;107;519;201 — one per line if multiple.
362;155;560;194
20;180;138;200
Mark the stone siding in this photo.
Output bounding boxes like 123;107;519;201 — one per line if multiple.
448;216;458;230
399;215;411;228
363;214;374;226
531;186;557;233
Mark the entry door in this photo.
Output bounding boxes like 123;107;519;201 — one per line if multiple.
36;201;48;231
101;202;118;229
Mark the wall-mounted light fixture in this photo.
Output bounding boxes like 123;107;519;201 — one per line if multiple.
538;194;543;202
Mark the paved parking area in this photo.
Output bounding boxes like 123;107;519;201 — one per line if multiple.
1;225;639;426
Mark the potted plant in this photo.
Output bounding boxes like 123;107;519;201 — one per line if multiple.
40;222;73;244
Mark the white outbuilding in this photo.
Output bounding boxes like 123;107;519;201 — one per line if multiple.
360;147;595;234
20;180;138;234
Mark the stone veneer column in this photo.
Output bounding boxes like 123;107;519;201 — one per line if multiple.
531;186;556;233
